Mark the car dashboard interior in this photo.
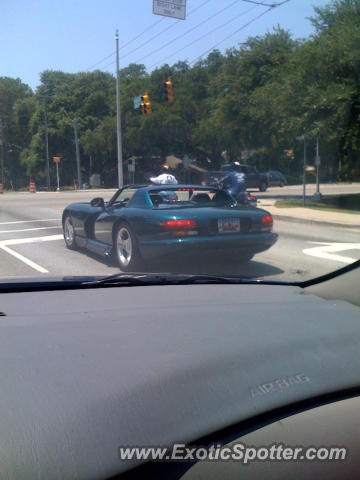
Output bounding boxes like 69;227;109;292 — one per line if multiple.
0;266;359;479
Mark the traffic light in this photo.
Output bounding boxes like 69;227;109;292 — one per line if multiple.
141;93;152;116
163;77;174;102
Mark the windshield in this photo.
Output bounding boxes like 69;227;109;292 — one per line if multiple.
148;187;235;207
1;0;359;282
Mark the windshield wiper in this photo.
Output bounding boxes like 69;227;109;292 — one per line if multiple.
0;273;245;293
3;261;358;293
82;272;247;287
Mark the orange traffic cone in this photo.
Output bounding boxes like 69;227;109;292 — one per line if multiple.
0;183;3;194
29;181;36;193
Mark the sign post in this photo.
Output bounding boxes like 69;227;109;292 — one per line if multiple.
153;0;186;20
128;158;135;184
115;30;124;189
313;137;322;201
53;156;61;192
296;135;306;206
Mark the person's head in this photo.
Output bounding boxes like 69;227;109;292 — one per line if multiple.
160;164;170;174
232;161;241;172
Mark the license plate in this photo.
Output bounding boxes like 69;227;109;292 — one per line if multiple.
218;218;240;233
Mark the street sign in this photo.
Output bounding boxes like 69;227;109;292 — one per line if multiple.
153;0;186;20
133;96;142;109
128;158;135;172
53;156;61;163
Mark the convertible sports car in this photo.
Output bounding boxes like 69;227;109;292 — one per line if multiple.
62;185;277;271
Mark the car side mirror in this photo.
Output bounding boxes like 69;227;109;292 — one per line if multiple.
90;197;105;209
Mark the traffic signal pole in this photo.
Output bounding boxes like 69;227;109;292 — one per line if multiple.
115;30;124;188
0;118;5;186
303;135;306;207
44;112;51;190
72;118;82;189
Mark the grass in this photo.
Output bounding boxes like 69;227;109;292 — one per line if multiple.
275;194;360;214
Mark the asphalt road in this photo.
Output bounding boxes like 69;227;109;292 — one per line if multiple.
1;190;359;282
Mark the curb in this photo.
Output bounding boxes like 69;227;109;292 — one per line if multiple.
272;214;360;230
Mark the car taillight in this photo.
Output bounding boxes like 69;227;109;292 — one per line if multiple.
261;215;273;231
248;194;255;201
160;219;197;230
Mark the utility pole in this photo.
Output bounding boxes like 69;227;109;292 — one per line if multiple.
115;29;124;188
302;135;306;207
72;118;82;189
0;118;4;185
56;161;60;191
313;136;322;201
44;111;51;190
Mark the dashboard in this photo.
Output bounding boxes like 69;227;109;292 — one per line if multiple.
0;282;359;479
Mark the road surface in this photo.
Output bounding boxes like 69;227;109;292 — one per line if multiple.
0;190;359;282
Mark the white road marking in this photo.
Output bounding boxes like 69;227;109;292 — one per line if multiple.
0;245;49;273
0;234;64;273
303;242;360;264
1;234;63;247
0;218;58;225
0;226;61;234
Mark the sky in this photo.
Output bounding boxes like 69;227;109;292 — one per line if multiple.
1;0;331;91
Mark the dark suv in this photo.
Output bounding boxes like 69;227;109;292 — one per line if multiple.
265;170;287;187
221;164;269;191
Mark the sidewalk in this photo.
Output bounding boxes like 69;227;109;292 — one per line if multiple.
258;199;360;229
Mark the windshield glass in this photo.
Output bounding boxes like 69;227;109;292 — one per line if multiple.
1;0;359;282
149;187;235;207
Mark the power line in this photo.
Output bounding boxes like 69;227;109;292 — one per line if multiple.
189;3;284;65
148;4;257;70
134;0;250;65
101;59;117;70
85;51;116;72
84;19;167;71
84;13;167;71
83;11;167;71
99;0;291;72
121;17;165;50
102;0;212;67
240;0;289;6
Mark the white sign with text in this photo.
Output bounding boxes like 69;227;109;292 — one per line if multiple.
153;0;186;20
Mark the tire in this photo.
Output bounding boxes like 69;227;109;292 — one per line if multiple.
259;181;267;192
63;214;77;249
113;223;143;272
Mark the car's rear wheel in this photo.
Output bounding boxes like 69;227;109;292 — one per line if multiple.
63;214;77;249
114;223;143;272
259;181;267;192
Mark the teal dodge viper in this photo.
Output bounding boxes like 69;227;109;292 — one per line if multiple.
62;185;277;271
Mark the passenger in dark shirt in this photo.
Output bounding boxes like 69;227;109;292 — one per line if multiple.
221;163;246;201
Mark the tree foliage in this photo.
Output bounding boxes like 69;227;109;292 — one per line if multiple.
0;0;359;188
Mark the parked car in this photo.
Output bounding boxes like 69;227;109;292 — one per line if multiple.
62;184;277;271
265;170;287;187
